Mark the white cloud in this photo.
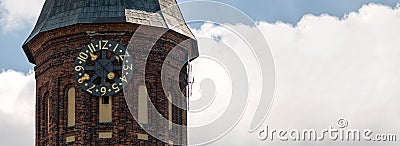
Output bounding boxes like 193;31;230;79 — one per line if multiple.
2;2;400;146
189;3;400;146
0;70;35;145
0;0;44;32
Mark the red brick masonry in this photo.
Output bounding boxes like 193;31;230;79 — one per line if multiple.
25;23;197;145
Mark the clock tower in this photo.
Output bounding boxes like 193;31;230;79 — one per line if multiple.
23;0;198;145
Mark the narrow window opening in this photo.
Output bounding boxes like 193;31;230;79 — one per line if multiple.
47;97;50;133
168;92;173;130
99;96;112;123
102;96;109;104
138;85;148;124
67;87;76;127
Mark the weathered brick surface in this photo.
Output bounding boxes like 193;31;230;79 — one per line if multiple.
26;23;195;145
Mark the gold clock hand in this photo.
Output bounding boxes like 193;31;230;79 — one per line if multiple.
78;73;90;83
89;52;98;61
115;56;121;62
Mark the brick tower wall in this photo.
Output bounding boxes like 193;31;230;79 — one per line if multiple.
26;23;193;145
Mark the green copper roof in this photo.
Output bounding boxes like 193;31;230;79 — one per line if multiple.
24;0;193;47
23;0;194;63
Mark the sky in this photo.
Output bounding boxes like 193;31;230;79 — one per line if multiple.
1;0;400;72
1;0;400;145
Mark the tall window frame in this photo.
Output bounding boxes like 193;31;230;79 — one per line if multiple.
67;87;76;127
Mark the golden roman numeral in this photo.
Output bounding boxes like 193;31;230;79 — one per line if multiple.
120;75;128;82
88;43;96;52
99;40;109;50
123;64;133;70
77;52;88;62
86;85;95;94
113;44;119;52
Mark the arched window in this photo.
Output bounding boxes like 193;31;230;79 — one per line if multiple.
168;92;172;130
48;96;50;133
67;87;75;127
43;92;49;135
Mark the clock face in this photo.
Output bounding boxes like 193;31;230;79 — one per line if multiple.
74;40;133;97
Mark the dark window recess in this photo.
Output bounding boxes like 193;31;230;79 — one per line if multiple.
102;96;109;104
